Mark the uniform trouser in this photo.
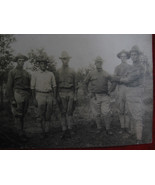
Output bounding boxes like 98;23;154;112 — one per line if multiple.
125;86;144;140
115;85;130;129
58;90;75;131
11;89;30;131
90;93;112;130
36;92;53;121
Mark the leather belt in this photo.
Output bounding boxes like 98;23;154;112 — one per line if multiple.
36;90;53;93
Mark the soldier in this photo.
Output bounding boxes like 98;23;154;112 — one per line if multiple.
84;56;113;135
57;51;77;139
111;50;131;134
6;54;31;138
31;58;56;137
112;46;145;144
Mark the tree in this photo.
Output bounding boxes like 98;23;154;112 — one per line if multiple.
0;34;16;108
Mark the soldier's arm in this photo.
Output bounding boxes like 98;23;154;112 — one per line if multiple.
120;67;144;84
83;72;91;95
6;70;14;101
51;72;57;99
31;73;38;107
109;67;119;92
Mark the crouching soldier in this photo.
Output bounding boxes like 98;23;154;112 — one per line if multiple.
6;54;31;139
57;51;77;139
84;56;113;135
31;58;56;137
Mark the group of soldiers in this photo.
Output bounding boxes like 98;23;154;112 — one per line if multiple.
6;45;151;144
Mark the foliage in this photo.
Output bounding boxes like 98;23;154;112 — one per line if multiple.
27;48;57;72
76;63;95;83
0;34;16;72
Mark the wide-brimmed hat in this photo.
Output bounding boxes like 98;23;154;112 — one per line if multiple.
36;57;48;64
117;50;130;59
14;54;28;62
59;51;72;59
94;56;104;63
130;45;142;55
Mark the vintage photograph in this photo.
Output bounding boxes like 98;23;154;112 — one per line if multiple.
0;34;153;149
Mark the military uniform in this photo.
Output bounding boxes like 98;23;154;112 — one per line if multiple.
7;66;31;131
114;62;131;130
57;66;76;131
120;62;145;141
31;68;56;133
84;68;112;132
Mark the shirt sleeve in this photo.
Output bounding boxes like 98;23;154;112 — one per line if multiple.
31;72;36;89
51;72;56;88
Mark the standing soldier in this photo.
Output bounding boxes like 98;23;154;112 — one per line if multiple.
111;50;131;134
84;56;113;135
7;54;31;138
57;51;77;139
31;58;56;137
112;46;145;144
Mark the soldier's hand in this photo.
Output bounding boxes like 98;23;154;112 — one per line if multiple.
74;95;77;102
89;92;96;99
111;76;120;82
11;99;17;107
33;99;38;107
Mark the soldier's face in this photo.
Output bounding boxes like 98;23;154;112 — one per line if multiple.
40;62;46;71
61;58;70;66
120;53;127;62
17;59;24;68
130;52;139;62
95;62;102;70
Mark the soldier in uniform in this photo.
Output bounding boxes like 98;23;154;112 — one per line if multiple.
57;51;77;139
84;56;113;135
111;50;131;134
7;54;31;138
31;58;56;137
112;46;145;144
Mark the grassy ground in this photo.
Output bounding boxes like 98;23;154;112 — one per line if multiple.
0;96;153;149
0;77;153;149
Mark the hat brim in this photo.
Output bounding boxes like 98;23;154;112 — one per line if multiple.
117;52;130;59
130;50;142;55
95;60;103;63
14;55;28;62
59;57;72;59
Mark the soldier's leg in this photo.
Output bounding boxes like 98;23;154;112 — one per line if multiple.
118;90;126;132
36;93;46;135
101;94;113;135
126;88;143;143
45;93;53;133
90;96;102;130
59;93;68;133
67;93;74;130
13;91;25;136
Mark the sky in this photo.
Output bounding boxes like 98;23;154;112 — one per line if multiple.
11;34;152;74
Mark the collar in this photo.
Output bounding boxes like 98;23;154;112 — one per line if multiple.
39;69;47;73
